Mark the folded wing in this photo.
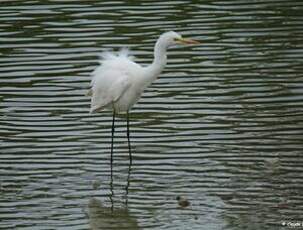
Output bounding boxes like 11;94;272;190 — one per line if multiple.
90;69;130;113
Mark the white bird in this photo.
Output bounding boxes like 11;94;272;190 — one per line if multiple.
88;31;200;166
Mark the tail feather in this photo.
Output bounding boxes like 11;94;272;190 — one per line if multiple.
90;104;107;114
89;106;97;114
86;89;92;96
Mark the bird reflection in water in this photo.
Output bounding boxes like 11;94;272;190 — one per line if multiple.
88;197;139;230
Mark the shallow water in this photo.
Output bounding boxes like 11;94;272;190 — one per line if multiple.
1;0;303;229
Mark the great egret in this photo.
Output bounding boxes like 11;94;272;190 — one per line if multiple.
88;31;200;166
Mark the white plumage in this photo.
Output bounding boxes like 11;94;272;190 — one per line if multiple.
88;31;199;114
87;31;200;165
89;48;143;113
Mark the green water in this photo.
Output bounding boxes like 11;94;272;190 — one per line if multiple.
1;1;303;229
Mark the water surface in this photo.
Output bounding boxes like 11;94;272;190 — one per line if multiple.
1;1;303;229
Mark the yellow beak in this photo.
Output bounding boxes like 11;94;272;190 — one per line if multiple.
175;37;200;45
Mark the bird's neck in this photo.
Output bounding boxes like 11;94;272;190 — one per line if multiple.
145;39;167;83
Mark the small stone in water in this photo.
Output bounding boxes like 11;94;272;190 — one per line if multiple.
176;196;190;208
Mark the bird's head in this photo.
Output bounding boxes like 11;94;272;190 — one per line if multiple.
159;31;200;48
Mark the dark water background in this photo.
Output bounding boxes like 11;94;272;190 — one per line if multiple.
1;0;303;229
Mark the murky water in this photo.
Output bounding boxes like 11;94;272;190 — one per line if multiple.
1;1;303;229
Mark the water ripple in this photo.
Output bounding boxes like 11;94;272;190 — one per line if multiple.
1;0;303;229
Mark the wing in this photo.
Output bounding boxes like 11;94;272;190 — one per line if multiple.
88;49;140;113
90;69;130;113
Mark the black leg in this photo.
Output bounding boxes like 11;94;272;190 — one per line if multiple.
110;110;115;174
109;168;114;213
125;157;132;207
126;111;132;164
109;110;115;212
